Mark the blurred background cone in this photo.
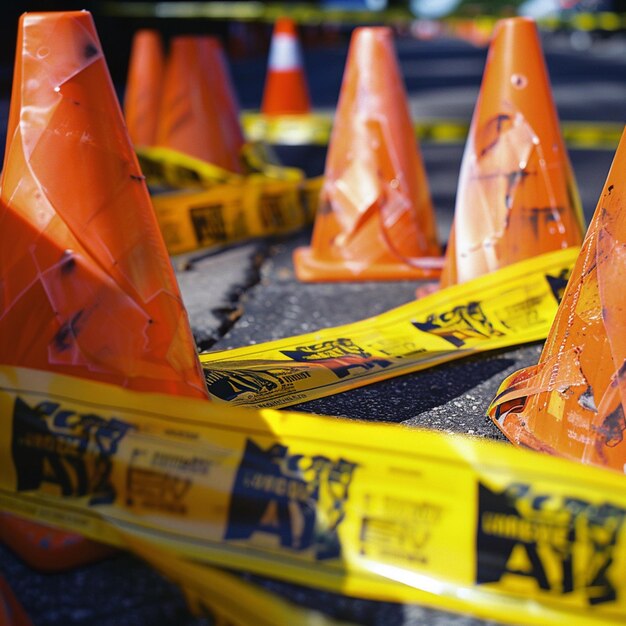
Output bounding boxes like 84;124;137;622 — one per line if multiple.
294;27;442;281
0;11;208;400
123;29;164;147
261;17;311;116
440;17;584;289
490;128;626;471
155;35;243;172
201;37;245;164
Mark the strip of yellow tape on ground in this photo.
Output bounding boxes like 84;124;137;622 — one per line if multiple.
241;113;624;149
138;143;322;256
153;175;322;256
138;142;305;189
199;247;579;408
1;362;626;625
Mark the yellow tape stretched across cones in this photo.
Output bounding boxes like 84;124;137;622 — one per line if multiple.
241;113;624;150
199;247;579;408
99;2;626;34
4;10;626;626
137;143;322;257
138;142;305;189
151;172;322;257
2;362;626;625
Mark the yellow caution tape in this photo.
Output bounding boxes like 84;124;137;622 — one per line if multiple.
99;1;626;32
138;142;304;189
199;247;579;408
153;175;322;257
242;112;336;146
240;141;305;181
138;144;322;256
241;113;624;149
2;355;626;625
137;146;240;188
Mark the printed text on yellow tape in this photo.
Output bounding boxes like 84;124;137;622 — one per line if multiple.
1;363;626;625
138;145;322;256
199;247;580;408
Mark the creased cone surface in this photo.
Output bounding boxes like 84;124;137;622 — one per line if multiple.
294;27;441;281
0;11;207;399
440;17;584;288
156;36;242;173
124;29;164;147
490;128;626;471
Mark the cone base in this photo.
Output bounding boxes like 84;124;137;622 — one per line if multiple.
493;413;562;455
294;247;443;282
415;282;441;298
0;513;116;572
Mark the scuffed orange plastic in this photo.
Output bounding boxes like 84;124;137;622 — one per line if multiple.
488;127;626;472
440;17;584;288
294;27;442;281
156;36;243;173
261;17;311;116
0;513;116;572
0;11;208;400
123;29;164;147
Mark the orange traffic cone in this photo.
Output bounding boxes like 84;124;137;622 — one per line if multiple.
0;11;208;399
489;127;626;471
293;27;442;281
201;37;245;163
261;17;311;116
440;17;584;288
123;29;164;147
0;513;116;572
156;35;243;173
0;11;208;573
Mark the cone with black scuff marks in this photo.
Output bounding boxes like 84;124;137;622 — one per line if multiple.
488;127;626;472
440;17;584;289
0;11;208;400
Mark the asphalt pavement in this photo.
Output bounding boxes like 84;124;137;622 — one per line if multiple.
1;26;625;626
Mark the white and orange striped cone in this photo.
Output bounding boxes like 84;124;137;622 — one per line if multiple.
261;17;311;116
